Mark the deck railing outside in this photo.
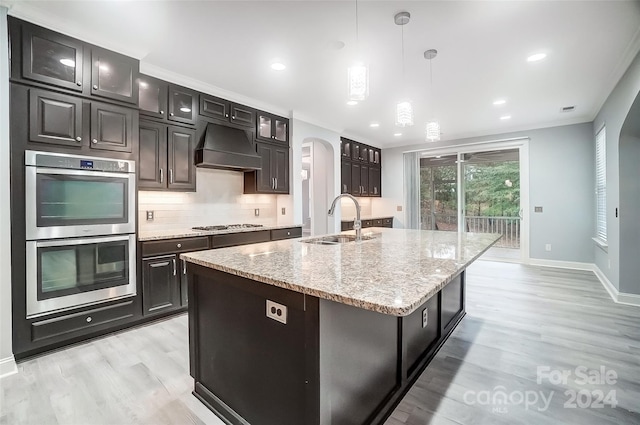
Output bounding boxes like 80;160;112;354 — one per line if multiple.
421;214;521;249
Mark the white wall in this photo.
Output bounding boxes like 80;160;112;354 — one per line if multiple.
380;122;595;264
593;51;640;293
0;6;17;377
138;168;281;231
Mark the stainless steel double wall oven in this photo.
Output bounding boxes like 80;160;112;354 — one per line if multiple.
25;151;137;317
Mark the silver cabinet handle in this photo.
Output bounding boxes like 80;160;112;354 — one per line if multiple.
86;316;92;323
182;259;187;275
77;81;82;86
225;114;229;118
159;168;163;183
177;243;182;248
169;169;174;184
75;136;82;142
232;116;235;120
343;184;347;192
287;231;291;236
172;258;177;276
160;110;164;115
93;84;98;90
169;112;174;116
274;178;277;189
92;139;98;144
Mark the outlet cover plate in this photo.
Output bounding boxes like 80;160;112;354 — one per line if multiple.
422;308;428;328
266;300;287;324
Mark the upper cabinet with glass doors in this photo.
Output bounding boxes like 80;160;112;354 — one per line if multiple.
138;74;197;126
11;18;139;105
256;112;289;145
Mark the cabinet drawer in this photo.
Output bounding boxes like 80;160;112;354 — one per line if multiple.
362;220;374;228
271;227;302;241
142;236;209;257
373;219;383;227
341;221;354;231
383;218;393;228
212;230;270;248
31;300;134;342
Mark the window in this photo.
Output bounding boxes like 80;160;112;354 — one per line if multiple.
595;126;607;242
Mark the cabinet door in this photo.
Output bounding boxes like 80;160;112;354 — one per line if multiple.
369;166;381;197
341;160;352;194
167;126;196;191
142;255;180;315
256;114;272;141
138;74;168;119
168;85;197;125
21;23;84;92
180;259;188;306
230;103;255;128
199;94;229;121
272;145;289;194
90;46;138;104
360;164;369;196
29;89;83;147
351;162;361;196
360;145;370;163
139;120;167;189
255;143;275;192
90;102;135;152
273;117;288;144
340;139;352;158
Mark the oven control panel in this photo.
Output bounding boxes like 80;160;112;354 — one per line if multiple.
25;151;134;173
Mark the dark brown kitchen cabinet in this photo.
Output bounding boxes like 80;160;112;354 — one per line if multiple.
138;74;168;120
29;88;135;152
142;254;181;316
369;166;381;197
29;89;83;147
368;147;381;166
352;142;369;163
138;119;196;191
199;94;255;128
168;85;197;125
341;160;352;194
256;112;289;145
340;138;352;158
89;102;135;152
11;18;139;105
350;162;369;196
244;142;289;194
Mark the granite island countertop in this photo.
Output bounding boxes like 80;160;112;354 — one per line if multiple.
181;228;501;316
138;224;303;241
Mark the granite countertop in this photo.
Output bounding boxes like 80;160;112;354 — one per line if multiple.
341;216;393;221
181;228;501;316
138;224;303;242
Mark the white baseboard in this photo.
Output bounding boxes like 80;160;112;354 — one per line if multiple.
527;258;594;271
593;265;640;307
0;355;17;378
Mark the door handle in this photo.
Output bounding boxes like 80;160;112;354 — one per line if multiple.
274;178;277;189
159;168;163;183
182;259;187;275
169;169;174;184
172;258;177;276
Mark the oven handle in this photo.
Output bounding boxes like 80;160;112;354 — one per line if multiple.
34;167;134;179
33;234;133;248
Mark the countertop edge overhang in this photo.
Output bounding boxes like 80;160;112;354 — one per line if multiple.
138;224;303;241
181;229;501;316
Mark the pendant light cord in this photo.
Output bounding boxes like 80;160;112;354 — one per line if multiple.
355;0;359;50
401;23;405;83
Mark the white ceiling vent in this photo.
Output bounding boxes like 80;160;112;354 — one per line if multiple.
561;105;576;112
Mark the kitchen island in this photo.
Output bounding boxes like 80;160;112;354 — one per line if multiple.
181;228;500;425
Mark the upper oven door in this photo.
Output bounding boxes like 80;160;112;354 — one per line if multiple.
26;167;136;240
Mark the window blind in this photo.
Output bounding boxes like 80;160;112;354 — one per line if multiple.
595;126;606;242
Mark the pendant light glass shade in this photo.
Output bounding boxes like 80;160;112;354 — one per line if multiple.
426;120;440;141
395;101;414;127
348;63;369;101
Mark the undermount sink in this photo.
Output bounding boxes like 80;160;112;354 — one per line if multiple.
300;233;377;245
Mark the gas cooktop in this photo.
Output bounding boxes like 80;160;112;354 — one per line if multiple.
192;224;264;231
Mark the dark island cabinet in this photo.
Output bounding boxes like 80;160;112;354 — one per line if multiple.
142;254;181;315
199;94;254;128
244;142;289;194
12;18;139;105
256;112;288;145
138;74;197;126
28;88;135;152
139;119;196;191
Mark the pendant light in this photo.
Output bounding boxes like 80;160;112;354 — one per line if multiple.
424;49;440;141
395;12;413;127
347;0;368;101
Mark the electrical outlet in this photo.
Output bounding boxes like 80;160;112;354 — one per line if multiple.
266;300;287;324
146;210;154;221
422;308;428;328
254;208;260;217
281;207;286;215
545;244;552;252
397;205;403;212
535;206;543;213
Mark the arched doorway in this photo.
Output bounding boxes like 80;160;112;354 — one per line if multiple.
618;92;640;295
301;137;335;236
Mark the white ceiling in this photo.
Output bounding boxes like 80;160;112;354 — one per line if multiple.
5;1;640;148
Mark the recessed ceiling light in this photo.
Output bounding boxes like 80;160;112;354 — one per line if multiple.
493;99;506;106
527;53;547;62
271;62;286;71
59;58;75;67
346;100;358;106
180;107;192;113
500;115;511;120
370;122;380;128
394;133;402;136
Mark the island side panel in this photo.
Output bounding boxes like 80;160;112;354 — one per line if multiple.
319;299;399;425
188;264;320;425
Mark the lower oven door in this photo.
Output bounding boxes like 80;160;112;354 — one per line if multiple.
26;234;136;318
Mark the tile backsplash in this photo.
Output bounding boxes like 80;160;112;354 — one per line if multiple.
340;197;372;220
138;168;278;231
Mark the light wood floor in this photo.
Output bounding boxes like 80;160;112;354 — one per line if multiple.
1;261;639;425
